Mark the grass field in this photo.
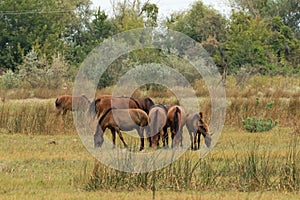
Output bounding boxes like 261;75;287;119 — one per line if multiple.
0;126;299;199
0;75;299;199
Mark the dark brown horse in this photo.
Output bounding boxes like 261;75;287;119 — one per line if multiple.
135;97;155;114
88;95;140;119
164;105;187;148
147;104;168;148
55;94;90;116
186;112;211;150
88;95;154;119
94;107;150;150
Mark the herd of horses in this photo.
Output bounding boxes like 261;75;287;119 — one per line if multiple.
55;94;211;151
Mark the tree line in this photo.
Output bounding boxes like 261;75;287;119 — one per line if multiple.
0;0;299;89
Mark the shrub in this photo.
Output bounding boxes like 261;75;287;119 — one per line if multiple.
17;49;69;89
0;70;21;89
243;117;278;132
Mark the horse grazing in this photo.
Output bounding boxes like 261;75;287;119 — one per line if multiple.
186;112;211;150
94;107;150;150
55;95;90;116
147;104;168;148
164;105;187;148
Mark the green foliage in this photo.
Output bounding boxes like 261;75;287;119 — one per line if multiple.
16;49;69;89
166;1;227;43
242;98;278;132
0;70;21;89
223;11;300;75
0;0;299;88
0;0;92;70
242;117;278;132
231;0;300;38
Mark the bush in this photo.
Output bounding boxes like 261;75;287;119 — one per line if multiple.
0;70;22;89
243;117;278;132
17;49;69;89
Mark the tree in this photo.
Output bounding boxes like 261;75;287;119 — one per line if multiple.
223;11;299;75
229;0;300;38
165;1;227;43
0;0;92;70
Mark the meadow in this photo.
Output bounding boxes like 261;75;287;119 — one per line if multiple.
0;76;299;199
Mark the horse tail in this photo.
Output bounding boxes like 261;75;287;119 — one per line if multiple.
173;107;180;135
88;98;101;119
152;109;159;134
98;107;114;126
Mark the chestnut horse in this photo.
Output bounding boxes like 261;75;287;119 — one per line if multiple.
186;112;211;150
147;104;168;148
164;105;187;148
94;107;150;150
55;94;90;116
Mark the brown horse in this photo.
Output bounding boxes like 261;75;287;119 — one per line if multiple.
88;95;154;119
186;112;211;150
88;96;140;119
135;97;154;114
55;94;90;116
164;105;187;148
94;107;150;150
147;104;168;148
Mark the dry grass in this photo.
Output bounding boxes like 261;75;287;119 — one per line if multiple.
0;127;299;199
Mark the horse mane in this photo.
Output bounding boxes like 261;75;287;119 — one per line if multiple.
145;97;154;107
98;107;115;126
129;97;141;109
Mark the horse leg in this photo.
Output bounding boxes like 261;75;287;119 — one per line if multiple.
180;127;183;147
162;126;168;148
145;126;152;147
197;131;201;149
56;109;62;117
61;109;68;121
171;127;175;148
192;132;196;150
116;128;128;148
111;128;116;149
138;128;145;151
189;131;194;150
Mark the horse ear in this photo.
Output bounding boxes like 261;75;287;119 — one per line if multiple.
199;112;203;119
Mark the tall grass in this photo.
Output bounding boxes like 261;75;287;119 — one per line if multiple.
0;75;298;135
87;135;300;193
0;100;75;135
